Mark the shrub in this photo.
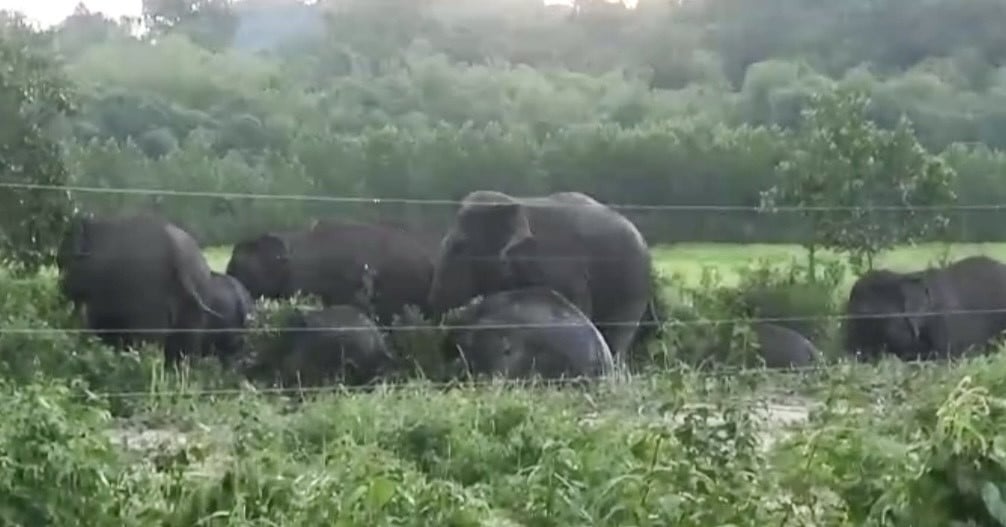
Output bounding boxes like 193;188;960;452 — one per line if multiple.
659;258;843;368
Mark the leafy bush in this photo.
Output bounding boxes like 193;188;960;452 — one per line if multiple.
659;258;843;368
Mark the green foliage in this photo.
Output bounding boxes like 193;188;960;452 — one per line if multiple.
658;257;842;368
6;3;1006;522
1;249;1006;524
142;0;237;51
0;380;127;526
7;0;1005;249
0;18;73;275
763;88;958;273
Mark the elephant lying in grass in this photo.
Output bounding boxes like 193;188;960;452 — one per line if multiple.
442;287;615;380
254;305;395;387
844;255;1006;361
201;272;255;363
752;323;820;369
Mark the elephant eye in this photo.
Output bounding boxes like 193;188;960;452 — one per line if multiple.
449;237;469;254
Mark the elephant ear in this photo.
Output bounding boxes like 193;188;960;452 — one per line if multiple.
256;233;290;262
66;215;93;258
495;203;534;261
899;276;931;339
899;276;930;312
458;199;533;256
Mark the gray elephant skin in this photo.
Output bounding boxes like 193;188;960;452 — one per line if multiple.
225;219;434;324
257;305;394;387
844;255;1006;361
752;323;819;368
442;287;615;380
428;190;653;358
201;271;255;362
56;213;219;364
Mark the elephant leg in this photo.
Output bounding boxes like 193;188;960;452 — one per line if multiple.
596;301;648;358
88;311;132;350
922;316;952;360
164;306;207;365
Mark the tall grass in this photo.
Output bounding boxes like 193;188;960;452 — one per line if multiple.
2;244;1006;524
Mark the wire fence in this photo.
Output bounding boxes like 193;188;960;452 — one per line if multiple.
1;180;998;212
3;180;1001;400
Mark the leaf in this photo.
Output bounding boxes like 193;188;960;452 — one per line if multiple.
981;482;1006;526
366;476;397;511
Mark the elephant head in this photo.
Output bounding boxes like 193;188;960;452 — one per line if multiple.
56;214;97;308
225;233;291;299
428;191;542;315
846;271;932;360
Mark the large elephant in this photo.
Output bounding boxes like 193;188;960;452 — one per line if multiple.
56;213;219;364
843;255;1006;361
201;271;255;363
255;305;395;387
442;287;615;380
751;323;820;368
428;190;652;357
225;219;434;324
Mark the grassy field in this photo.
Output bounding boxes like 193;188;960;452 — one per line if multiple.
652;242;1006;286
207;241;1006;284
7;242;1006;524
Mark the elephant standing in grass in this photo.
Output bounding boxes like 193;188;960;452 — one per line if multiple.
256;305;395;387
442;287;615;380
225;219;434;324
56;213;219;364
428;190;652;358
752;323;820;369
844;255;1006;361
201;272;255;363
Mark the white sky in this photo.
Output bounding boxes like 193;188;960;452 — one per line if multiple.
1;0;140;27
0;0;625;29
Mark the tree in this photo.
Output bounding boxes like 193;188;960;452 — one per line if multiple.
54;3;133;58
0;17;74;275
761;88;958;276
142;0;237;50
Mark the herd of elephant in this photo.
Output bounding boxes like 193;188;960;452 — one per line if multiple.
53;189;1006;386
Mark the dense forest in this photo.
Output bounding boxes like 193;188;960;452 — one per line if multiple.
7;0;1006;251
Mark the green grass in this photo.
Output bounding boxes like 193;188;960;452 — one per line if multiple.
205;241;1006;283
203;245;232;273
653;242;1006;287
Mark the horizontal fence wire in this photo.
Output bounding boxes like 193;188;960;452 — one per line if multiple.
5;307;1006;334
1;181;1001;212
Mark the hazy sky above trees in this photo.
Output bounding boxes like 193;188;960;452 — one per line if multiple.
0;0;631;28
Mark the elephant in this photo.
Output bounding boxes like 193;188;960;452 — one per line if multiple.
843;255;1006;361
442;287;616;380
428;190;653;358
56;213;219;364
201;271;255;363
225;219;435;324
751;323;820;368
256;305;395;387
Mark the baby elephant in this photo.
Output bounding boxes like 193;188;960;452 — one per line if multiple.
266;305;395;387
751;323;820;369
443;287;615;380
202;272;255;362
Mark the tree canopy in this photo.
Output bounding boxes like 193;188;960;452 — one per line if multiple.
0;16;73;274
1;0;1005;253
